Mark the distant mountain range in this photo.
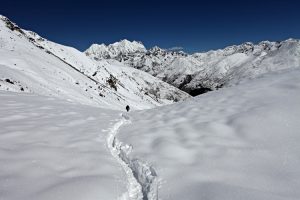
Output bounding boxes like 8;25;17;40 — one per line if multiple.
85;38;300;96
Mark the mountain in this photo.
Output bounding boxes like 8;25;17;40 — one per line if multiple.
0;15;190;110
1;14;300;200
85;39;300;96
86;39;146;59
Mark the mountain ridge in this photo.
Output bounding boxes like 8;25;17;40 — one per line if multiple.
0;15;190;110
85;38;300;96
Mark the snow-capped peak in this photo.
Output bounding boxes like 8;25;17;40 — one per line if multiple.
149;46;165;53
85;39;146;59
85;43;108;58
109;39;146;54
111;39;145;51
0;15;8;21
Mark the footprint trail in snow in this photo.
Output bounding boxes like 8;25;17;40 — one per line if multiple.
107;113;159;200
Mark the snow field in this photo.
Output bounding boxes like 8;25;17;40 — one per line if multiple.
119;68;300;200
0;92;127;200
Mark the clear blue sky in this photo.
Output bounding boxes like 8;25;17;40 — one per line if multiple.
2;0;300;53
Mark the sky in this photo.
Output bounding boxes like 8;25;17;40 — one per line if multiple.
1;0;300;53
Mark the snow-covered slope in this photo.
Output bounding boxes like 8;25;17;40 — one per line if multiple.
1;67;300;200
0;91;127;200
120;67;300;200
86;39;300;96
0;15;189;110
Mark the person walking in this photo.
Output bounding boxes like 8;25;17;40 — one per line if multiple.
126;105;130;112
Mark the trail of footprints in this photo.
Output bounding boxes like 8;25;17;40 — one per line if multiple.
106;114;158;200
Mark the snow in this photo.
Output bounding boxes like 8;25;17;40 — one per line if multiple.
1;14;300;200
86;40;146;59
107;114;158;200
0;91;127;200
119;68;300;200
0;16;189;111
24;31;190;109
86;38;300;94
107;115;144;200
2;67;300;200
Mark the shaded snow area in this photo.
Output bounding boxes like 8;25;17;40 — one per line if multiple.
119;68;300;200
0;92;128;200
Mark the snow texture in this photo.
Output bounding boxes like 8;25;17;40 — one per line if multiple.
0;91;127;200
119;68;300;200
2;67;300;200
107;114;158;200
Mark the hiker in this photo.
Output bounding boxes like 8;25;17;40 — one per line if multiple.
126;105;130;112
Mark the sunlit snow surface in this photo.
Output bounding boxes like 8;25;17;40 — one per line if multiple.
1;67;300;200
119;68;300;200
0;92;127;200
